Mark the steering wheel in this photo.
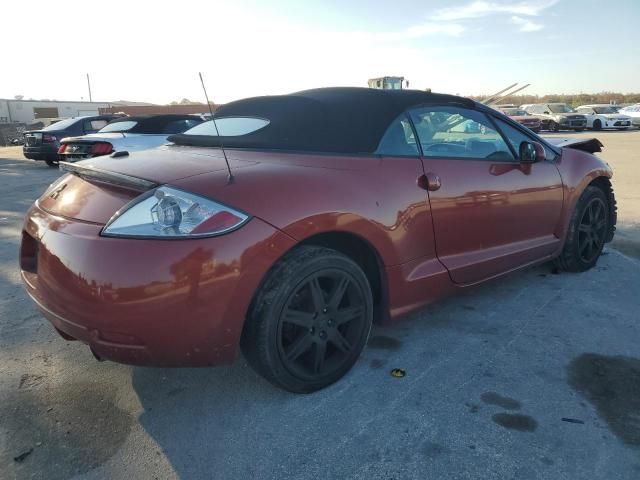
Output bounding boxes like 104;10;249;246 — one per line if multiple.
424;143;466;154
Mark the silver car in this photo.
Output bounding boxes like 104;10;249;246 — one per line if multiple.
57;115;204;162
522;103;587;132
618;104;640;127
575;105;633;130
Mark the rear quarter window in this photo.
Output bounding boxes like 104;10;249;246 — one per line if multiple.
184;117;270;136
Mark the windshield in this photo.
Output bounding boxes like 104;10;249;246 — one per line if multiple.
384;78;403;90
183;117;270;136
548;104;575;113
42;118;78;131
502;108;528;116
99;121;138;133
593;106;619;114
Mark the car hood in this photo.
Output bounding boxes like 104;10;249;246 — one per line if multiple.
512;115;539;122
545;137;603;153
599;114;631;120
549;113;584;118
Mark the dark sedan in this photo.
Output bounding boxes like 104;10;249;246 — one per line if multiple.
23;115;119;166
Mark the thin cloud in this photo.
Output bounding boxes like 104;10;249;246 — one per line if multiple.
511;15;544;31
403;22;466;38
432;0;558;21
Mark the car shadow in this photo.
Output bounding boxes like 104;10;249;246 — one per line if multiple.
130;359;293;477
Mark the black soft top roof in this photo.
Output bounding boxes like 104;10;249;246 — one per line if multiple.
168;87;476;154
104;114;202;134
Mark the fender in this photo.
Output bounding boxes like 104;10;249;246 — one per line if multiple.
553;146;613;245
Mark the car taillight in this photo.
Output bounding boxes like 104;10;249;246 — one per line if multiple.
91;142;113;156
43;134;57;143
57;144;67;154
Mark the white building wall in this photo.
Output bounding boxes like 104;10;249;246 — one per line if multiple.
0;100;111;124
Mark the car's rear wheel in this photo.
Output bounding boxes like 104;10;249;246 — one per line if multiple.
550;121;560;132
593;119;602;131
242;245;373;393
555;186;609;272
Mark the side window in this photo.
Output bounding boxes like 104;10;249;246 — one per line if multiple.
375;115;418;156
409;106;514;161
84;119;108;133
493;117;555;161
163;119;202;134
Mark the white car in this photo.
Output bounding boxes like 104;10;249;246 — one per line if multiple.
575;105;633;130
618;104;640;127
57;115;204;162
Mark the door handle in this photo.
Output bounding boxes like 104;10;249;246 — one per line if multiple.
418;173;441;191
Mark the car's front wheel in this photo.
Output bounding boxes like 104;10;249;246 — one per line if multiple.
555;186;610;272
242;245;373;393
45;159;59;167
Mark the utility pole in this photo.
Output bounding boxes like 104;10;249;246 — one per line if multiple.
86;73;92;102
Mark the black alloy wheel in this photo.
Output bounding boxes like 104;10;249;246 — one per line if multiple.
577;196;608;264
555;186;610;272
243;246;373;393
277;270;367;380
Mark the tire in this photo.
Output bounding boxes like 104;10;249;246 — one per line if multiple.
45;159;59;167
555;186;610;272
242;245;373;393
593;119;602;131
550;121;560;132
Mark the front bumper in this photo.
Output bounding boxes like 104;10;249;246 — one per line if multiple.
20;202;295;366
559;119;586;129
605;120;632;128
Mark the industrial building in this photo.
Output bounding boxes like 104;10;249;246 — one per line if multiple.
0;98;113;125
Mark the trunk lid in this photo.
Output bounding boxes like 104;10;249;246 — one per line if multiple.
38;146;235;224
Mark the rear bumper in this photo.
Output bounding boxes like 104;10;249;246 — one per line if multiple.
20;202;295;366
23;145;59;160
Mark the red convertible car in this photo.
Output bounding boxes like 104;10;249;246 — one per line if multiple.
20;88;616;392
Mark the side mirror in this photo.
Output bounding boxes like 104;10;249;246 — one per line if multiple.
519;141;545;163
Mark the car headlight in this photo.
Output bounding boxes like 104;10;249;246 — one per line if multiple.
102;186;250;238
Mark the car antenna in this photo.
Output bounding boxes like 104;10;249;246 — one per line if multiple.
199;72;233;183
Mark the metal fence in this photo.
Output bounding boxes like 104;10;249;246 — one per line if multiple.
0;123;26;146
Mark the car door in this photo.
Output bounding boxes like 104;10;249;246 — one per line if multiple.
409;105;564;284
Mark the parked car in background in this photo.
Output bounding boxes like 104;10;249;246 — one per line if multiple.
522;103;587;132
575;105;633;130
23;115;119;166
618;104;640;127
21;87;616;393
497;107;541;133
58;115;204;162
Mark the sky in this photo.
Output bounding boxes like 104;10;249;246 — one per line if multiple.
2;0;639;104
